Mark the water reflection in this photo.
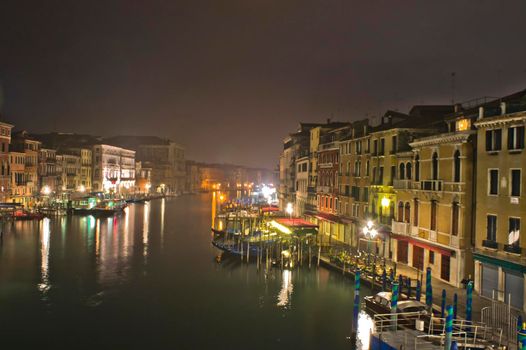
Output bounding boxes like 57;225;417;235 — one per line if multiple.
38;218;51;295
143;202;150;259
277;269;293;308
160;198;165;247
356;311;374;350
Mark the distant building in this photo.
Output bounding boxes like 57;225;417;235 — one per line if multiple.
92;144;135;194
135;161;152;193
11;131;41;204
104;136;185;194
57;153;81;192
0;120;13;202
9;151;26;205
39;148;59;193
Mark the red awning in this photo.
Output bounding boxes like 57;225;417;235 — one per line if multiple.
313;211;344;223
261;206;280;213
391;234;452;257
274;218;318;228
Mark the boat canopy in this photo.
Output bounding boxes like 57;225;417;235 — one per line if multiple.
270;218;318;235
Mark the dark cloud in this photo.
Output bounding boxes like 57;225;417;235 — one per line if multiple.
1;0;525;168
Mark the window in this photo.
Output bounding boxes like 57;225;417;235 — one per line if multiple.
373;139;378;155
372;167;377;183
397;201;404;222
380;138;385;155
452;202;459;236
453;150;461;182
508;218;520;246
488;169;499;195
432;152;438;180
429;251;435;264
363;188;369;202
390;165;396;184
378;167;384;185
392;135;397;153
486;129;502;152
399;163;405;180
430;200;437;231
404;202;410;224
487;215;497;241
406;162;412;180
511;169;521;197
366;160;370;176
508;126;525;150
415;155;420;181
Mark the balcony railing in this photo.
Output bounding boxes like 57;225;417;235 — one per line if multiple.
393;179;412;189
392;221;410;235
420;180;443;192
504;244;521;254
482;240;498;249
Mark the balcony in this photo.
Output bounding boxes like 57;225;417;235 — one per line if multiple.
392;221;410;235
482;240;498;249
393;179;412;189
318;162;333;169
429;230;437;242
504;244;521;254
420;180;443;192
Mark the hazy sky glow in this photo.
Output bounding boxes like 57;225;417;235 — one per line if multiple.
1;0;526;168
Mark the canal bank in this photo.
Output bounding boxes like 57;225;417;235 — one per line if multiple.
0;194;369;350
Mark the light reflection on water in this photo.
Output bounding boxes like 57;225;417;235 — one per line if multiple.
356;310;374;350
277;269;293;308
38;218;51;295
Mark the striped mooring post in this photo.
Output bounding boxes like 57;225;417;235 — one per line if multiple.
398;274;403;293
406;277;411;299
518;317;524;350
352;269;361;334
453;293;458;319
441;289;446;318
444;305;453;350
425;267;433;309
391;281;399;331
382;268;387;291
450;340;458;350
415;279;421;301
466;281;473;322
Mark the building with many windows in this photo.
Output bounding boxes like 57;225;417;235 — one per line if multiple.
0;120;13;202
473;92;526;311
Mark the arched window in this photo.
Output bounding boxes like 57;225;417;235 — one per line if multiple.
432;152;438;180
399;163;405;180
404;202;411;223
453;150;461;182
398;201;404;222
406;162;412;180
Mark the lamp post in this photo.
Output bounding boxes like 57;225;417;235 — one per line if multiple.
286;202;293;222
362;220;378;268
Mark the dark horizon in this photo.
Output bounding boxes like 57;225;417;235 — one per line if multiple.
1;1;526;168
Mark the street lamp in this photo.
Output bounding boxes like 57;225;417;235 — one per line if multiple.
362;220;378;267
286;202;293;224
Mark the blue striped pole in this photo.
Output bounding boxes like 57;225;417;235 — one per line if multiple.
517;316;523;350
415;279;421;301
391;281;399;330
441;289;446;318
453;293;458;319
450;340;458;350
466;281;473;322
352;269;361;333
407;277;412;299
444;305;453;350
426;267;433;309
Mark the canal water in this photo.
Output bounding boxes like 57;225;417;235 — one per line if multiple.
0;194;371;349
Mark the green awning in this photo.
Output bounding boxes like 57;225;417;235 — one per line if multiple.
474;252;526;273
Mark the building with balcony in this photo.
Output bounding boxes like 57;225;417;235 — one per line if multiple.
92;144;136;193
39;148;59;194
9;151;27;205
295;155;309;216
11;131;41;205
57;153;81;192
473;90;526;311
338;120;370;247
0;120;13;202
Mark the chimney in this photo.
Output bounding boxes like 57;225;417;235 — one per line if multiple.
327;118;331;124
500;102;507;115
478;107;484;120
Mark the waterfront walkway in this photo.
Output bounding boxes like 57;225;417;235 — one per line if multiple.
319;254;492;321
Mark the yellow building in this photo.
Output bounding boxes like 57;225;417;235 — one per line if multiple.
473;99;526;311
390;118;474;287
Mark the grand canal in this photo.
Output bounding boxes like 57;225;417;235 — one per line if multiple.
0;194;371;349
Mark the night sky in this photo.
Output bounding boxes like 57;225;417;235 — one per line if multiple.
1;1;526;168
